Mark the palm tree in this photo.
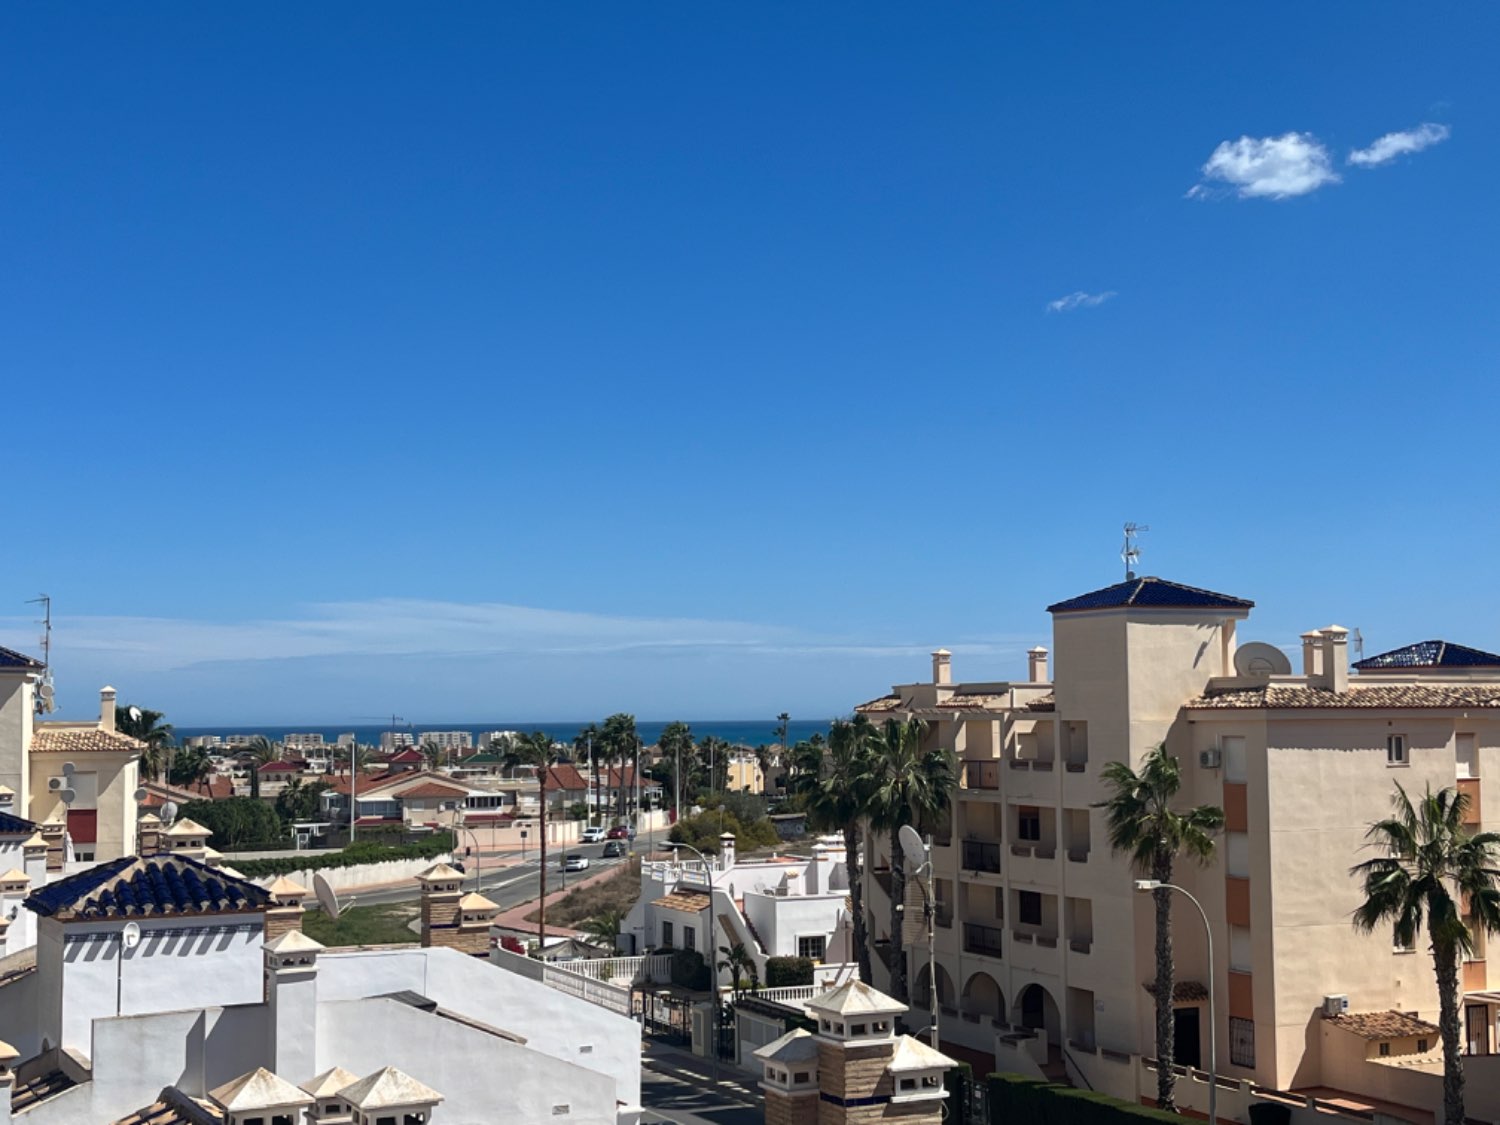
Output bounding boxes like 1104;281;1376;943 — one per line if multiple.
1096;744;1224;1113
117;705;174;782
718;940;759;997
1352;784;1500;1125
867;717;956;1003
245;736;277;800
168;746;214;789
698;736;729;795
657;722;695;816
419;740;444;772
506;730;557;949
580;908;626;953
805;716;877;983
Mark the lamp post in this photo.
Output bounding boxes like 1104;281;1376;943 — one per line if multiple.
1134;879;1215;1125
665;840;720;1084
455;817;483;894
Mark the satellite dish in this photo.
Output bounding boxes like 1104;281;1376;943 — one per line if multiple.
59;788;76;806
898;824;927;873
159;801;179;825
128;706;142;723
61;762;76;777
133;787;148;803
313;872;343;920
121;922;141;950
1234;642;1293;679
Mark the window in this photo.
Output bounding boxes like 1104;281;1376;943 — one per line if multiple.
661;921;674;947
1222;736;1247;784
683;927;696;952
1418;1039;1429;1052
1378;1042;1390;1057
1230;1017;1255;1067
798;935;826;961
1229;925;1253;974
794;1071;810;1083
1457;733;1478;779
851;1023;867;1035
1226;831;1250;879
1018;806;1041;842
900;1078;916;1091
1018;890;1042;926
1387;735;1407;766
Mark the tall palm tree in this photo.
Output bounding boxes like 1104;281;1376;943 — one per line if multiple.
117;705;174;782
804;716;877;983
698;736;729;795
506;730;557;949
1352;784;1500;1125
419;740;444;772
1096;744;1224;1113
867;717;956;1003
245;735;277;800
657;721;695;816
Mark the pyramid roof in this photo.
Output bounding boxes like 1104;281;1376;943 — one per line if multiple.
264;930;325;955
458;891;498;912
209;1067;314;1112
888;1035;957;1072
339;1066;443;1109
805;980;905;1018
300;1066;361;1099
753;1028;820;1065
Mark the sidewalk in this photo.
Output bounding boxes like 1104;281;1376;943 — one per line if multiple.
489;863;618;935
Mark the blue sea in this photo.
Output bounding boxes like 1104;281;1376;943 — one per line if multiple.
173;719;835;750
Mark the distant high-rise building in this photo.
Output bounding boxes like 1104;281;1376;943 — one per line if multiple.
379;731;416;752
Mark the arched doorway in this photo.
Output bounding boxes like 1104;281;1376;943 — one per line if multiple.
912;962;955;1010
1013;982;1062;1046
962;971;1005;1022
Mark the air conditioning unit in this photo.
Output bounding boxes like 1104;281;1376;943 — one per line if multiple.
47;776;65;792
1323;994;1349;1018
1199;749;1222;770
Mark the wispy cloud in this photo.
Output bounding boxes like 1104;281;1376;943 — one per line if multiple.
1047;290;1116;314
1188;132;1339;201
1348;122;1450;168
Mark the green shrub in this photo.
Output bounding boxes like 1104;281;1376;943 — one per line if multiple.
180;798;285;851
946;1063;973;1125
669;808;780;856
233;832;455;879
986;1072;1182;1125
669;948;711;991
764;956;814;987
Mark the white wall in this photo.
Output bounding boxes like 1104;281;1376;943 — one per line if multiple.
248;852;453;894
319;996;621;1125
317;945;642;1107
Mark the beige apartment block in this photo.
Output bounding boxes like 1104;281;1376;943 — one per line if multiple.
855;577;1500;1118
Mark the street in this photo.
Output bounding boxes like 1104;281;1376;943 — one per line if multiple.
640;1043;764;1125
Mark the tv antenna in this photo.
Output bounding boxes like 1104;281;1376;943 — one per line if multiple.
1351;628;1364;662
26;595;54;715
1121;523;1150;580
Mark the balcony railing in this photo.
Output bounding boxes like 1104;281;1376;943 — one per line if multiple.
964;760;1000;790
1070;937;1092;954
964;922;1004;958
962;840;1001;874
1066;848;1090;863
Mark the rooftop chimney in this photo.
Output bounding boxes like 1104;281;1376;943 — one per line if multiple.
1300;632;1322;678
100;686;117;733
931;649;952;686
1321;626;1350;694
1028;646;1049;683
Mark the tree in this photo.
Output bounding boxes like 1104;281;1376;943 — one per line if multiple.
180;797;284;851
419;740;444;772
599;714;638;821
1096;744;1224;1113
506;730;557;949
866;717;956;1003
580;908;626;952
245;736;277;800
168;746;214;789
275;778;332;825
718;940;759;997
805;716;877;983
789;734;826;790
1352;783;1500;1125
657;722;696;814
697;735;729;796
117;705;174;782
775;712;790;759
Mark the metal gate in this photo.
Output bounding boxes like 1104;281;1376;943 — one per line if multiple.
634;987;692;1046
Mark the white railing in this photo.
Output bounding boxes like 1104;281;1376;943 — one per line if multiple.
753;985;818;1008
490;945;635;1016
562;954;672;985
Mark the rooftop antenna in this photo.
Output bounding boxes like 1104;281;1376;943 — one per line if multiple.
26;595;54;715
1121;523;1150;580
1352;628;1364;662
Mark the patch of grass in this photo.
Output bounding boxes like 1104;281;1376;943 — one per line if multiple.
526;857;641;928
302;903;420;947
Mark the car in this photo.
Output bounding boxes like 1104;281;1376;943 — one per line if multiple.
563;854;590;872
605;826;630;840
580;826;607;844
602;841;626;859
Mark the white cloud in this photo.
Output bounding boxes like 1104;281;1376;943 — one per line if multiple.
1047;290;1116;313
1188;132;1339;200
1347;122;1450;168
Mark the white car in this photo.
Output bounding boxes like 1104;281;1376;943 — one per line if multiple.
580;826;607;844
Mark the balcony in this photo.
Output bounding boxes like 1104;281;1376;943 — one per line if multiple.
963;922;1004;959
961;840;1001;875
964;760;1000;791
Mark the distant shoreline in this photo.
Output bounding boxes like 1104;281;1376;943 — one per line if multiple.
173;718;838;748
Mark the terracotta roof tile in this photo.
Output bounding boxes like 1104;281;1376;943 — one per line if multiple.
397;782;469;800
937;693;1008;711
1026;692;1056;712
32;727;145;754
855;695;904;713
1187;684;1500;710
1328;1011;1439;1040
651;891;712;912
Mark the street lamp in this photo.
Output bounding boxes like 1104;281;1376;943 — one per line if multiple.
665;840;720;1084
454;816;483;894
1134;879;1216;1125
899;824;939;1049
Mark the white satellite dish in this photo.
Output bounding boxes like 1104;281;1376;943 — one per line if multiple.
121;922;141;950
312;872;347;920
898;824;927;873
1234;642;1293;679
133;787;148;804
128;706;142;724
159;801;179;826
59;788;76;806
61;762;76;777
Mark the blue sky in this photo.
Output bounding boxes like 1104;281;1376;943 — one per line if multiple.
4;5;1498;724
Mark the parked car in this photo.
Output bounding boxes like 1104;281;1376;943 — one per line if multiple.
580;826;607;844
605;825;630;839
602;841;626;859
563;854;590;872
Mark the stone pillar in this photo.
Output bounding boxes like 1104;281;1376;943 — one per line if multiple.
39;819;66;873
22;833;46;885
137;812;162;856
455;891;500;956
263;876;309;942
417;863;464;948
162;817;211;862
263;931;325;1083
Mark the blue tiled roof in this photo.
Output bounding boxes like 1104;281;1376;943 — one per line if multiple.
1047;577;1254;614
0;645;43;670
25;854;271;920
1354;640;1500;671
0;811;38;836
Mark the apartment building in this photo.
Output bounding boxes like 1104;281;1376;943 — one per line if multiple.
855;576;1500;1116
418;730;473;752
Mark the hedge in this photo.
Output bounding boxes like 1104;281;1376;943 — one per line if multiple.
946;1063;973;1125
233;832;455;879
669;948;711;991
764;956;814;988
986;1072;1182;1125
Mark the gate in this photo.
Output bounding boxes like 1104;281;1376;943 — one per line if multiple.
634;987;692;1046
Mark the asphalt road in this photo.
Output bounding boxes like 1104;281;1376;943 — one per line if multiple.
329;839;632;912
640;1043;764;1125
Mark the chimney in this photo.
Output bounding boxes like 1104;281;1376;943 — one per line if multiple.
1027;646;1049;683
263;933;324;1084
100;686;117;733
1301;631;1322;678
417;863;464;948
263;876;309;942
931;649;952;686
0;1038;16;1125
455;891;499;956
718;831;737;871
1321;626;1350;693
